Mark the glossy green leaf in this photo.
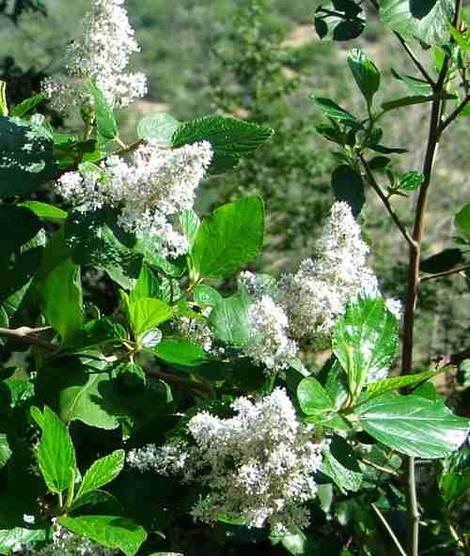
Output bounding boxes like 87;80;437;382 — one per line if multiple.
178;209;200;250
87;81;118;141
310;96;360;127
137;113;181;145
0;205;42;253
355;394;470;458
19;201;67;223
0;528;46;554
193;283;223;307
391;69;433;95
191;196;264;279
0;116;57;197
347;49;380;106
58;515;147;556
154;339;209;367
322;436;362;493
33;406;76;494
42;258;83;339
297;377;335;415
366;369;440;399
380;0;454;45
397;171;424;191
0;434;11;469
420;248;464;274
381;93;455;112
333;297;398;398
172;115;274;173
129;297;173;337
76;450;125;500
130;265;161;302
209;292;251;348
331;165;365;217
11;93;46;118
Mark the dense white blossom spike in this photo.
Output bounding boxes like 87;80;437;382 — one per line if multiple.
128;388;326;534
279;201;378;341
42;0;147;110
57;141;213;257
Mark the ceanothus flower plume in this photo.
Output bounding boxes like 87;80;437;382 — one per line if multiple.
57;141;213;257
42;0;147;110
127;388;325;534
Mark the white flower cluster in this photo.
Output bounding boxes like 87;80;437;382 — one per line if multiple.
42;0;146;110
128;388;325;534
175;315;214;353
244;295;298;373
57;141;213;257
278;201;378;341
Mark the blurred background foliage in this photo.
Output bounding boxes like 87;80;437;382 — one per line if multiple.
2;0;470;374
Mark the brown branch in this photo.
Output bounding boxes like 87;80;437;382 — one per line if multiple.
0;326;56;351
393;33;436;88
359;154;416;248
421;264;470;282
145;367;212;396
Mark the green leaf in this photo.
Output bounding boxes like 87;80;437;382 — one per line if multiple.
191;196;264;279
137;113;181;145
178;209;200;250
0;205;42;253
333;297;398;398
58;516;147;556
193;283;223;307
455;203;470;240
310;96;360;127
87;81;118;141
397;171;424;191
19;201;67;223
76;450;125;500
420;248;464;274
130;265;161;302
381;93;455;112
347;49;380;106
366;370;440;399
154;339;209;367
129;297;173;337
322;436;362;493
172;115;274;173
0;116;56;197
11;93;46;118
0;81;7;117
379;0;454;45
391;69;433;96
209;292;251;348
33;406;76;494
355;394;470;458
331;165;365;217
42;258;83;339
297;377;335;415
0;528;46;554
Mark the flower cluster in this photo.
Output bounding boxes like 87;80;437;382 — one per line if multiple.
278;201;378;342
128;388;325;534
42;0;146;110
57;141;213;257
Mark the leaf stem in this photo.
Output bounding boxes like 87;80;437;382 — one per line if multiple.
371;502;407;556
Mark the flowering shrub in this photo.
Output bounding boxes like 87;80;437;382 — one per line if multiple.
0;0;469;555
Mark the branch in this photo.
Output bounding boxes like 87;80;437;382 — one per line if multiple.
359;154;416;248
421;264;470;282
407;456;420;556
393;33;436;88
371;503;407;556
439;94;470;134
0;326;56;351
145;367;212;396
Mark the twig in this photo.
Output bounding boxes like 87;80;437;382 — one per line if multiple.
371;503;407;556
421;264;470;282
0;326;56;351
393;33;436;88
361;458;399;476
145;367;211;396
439;94;470;134
407;457;420;556
114;139;145;156
359;154;415;248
